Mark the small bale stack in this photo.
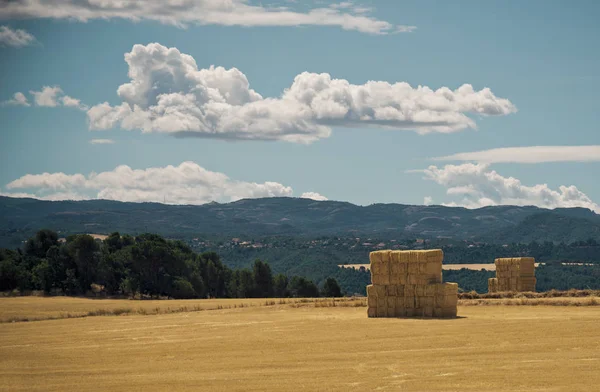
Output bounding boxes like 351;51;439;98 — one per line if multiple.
366;249;458;318
488;257;536;293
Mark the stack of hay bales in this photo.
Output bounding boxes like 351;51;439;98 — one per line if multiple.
366;249;458;318
488;257;536;293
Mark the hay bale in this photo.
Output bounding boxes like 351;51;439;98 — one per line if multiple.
424;284;437;297
395;296;405;311
423;307;434;317
387;297;396;317
386;285;398;297
441;307;457;318
367;307;377;318
404;284;416;297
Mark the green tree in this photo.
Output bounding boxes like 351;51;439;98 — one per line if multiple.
273;274;289;297
288;276;320;298
321;277;343;297
32;259;53;292
24;229;58;259
171;277;196;299
252;259;273;297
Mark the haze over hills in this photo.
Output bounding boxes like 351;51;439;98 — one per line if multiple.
1;196;599;248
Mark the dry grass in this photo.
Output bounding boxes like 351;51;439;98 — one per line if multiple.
3;290;600;324
460;296;600;306
459;288;600;299
0;297;267;323
1;301;600;391
340;263;500;271
0;297;369;323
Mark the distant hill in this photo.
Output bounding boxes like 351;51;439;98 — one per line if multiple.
1;196;599;247
483;212;600;244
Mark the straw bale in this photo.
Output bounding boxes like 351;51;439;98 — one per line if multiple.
422;296;434;308
386;285;398;297
405;308;415;317
395;296;405;310
441;307;457;318
395;306;407;317
375;285;386;298
444;295;458;307
366;284;375;297
415;285;426;297
424;284;437;297
519;257;535;274
423;307;434;317
404;285;416;297
376;305;387;318
407;262;420;275
387;298;396;316
405;296;415;309
367;307;377;318
436;282;458;295
433;308;443;318
377;297;387;309
368;293;377;308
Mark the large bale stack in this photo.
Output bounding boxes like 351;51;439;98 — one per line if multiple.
488;257;536;293
366;250;458;318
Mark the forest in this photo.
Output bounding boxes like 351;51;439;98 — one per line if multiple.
0;230;342;299
2;229;600;297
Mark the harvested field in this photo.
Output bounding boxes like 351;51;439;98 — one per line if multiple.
340;262;547;271
0;297;270;323
341;263;498;271
2;298;600;391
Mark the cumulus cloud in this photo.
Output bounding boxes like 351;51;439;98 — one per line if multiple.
30;86;63;107
411;163;599;213
0;0;414;35
61;95;89;110
2;92;30;106
423;196;433;205
0;25;35;47
301;192;328;201
1;161;324;205
87;43;515;143
3;86;88;110
434;145;600;164
89;139;115;144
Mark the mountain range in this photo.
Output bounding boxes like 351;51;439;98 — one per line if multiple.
1;196;600;248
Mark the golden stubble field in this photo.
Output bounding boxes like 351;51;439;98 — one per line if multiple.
1;298;600;391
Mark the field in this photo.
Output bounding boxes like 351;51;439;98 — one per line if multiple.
339;263;545;271
2;298;600;391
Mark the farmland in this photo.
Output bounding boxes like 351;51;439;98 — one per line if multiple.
2;297;600;391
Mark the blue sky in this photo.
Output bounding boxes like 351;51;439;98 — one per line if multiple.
1;0;599;212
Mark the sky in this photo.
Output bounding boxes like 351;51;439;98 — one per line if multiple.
1;0;599;212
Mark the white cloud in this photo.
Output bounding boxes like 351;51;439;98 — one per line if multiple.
435;146;600;164
87;43;515;143
0;1;414;35
2;161;316;205
301;192;328;201
423;196;433;205
412;163;599;213
30;86;63;107
89;139;115;144
4;86;87;110
2;92;30;106
61;95;89;110
0;25;35;47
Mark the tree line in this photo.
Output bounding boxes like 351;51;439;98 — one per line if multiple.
0;230;342;299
